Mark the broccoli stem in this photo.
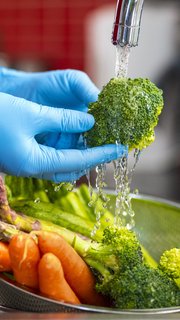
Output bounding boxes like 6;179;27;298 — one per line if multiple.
84;258;111;278
141;246;158;268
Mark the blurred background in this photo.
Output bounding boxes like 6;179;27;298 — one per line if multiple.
0;0;179;202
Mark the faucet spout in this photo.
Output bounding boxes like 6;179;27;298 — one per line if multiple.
112;0;144;47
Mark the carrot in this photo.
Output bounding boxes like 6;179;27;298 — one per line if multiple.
0;241;12;272
8;233;40;289
38;252;80;304
37;231;106;306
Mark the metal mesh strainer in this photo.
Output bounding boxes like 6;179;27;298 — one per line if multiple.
0;194;180;315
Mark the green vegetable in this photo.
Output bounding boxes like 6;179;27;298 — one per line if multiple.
4;175;71;203
159;248;180;289
5;176;114;241
10;200;104;241
82;226;179;309
99;263;180;309
86;78;164;150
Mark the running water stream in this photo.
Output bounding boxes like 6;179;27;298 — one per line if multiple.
113;146;141;229
115;45;130;78
91;45;141;232
113;46;141;229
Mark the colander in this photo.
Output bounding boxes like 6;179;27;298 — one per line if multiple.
0;194;179;315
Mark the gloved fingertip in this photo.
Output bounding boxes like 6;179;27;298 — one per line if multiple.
84;144;128;170
116;144;128;158
95;143;128;164
87;87;100;104
54;170;86;183
67;69;100;105
101;144;128;161
85;113;95;130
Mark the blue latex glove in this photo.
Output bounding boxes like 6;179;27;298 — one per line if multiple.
0;67;99;149
0;67;98;109
0;92;126;182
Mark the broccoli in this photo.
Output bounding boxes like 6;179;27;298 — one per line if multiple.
159;248;180;289
86;78;164;150
83;226;180;309
83;226;143;275
98;264;180;309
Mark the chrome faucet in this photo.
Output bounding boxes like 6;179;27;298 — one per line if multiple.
112;0;144;47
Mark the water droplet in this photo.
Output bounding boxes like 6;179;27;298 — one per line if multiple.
66;182;76;191
54;182;75;192
34;198;40;203
54;185;61;192
146;104;151;112
134;188;139;195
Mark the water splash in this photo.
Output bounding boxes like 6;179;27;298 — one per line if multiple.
113;158;132;229
129;148;141;185
113;146;141;229
53;182;76;192
90;164;110;237
86;170;94;201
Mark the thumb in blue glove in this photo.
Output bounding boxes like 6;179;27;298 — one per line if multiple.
0;93;127;182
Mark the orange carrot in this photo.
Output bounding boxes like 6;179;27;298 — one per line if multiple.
38;252;80;304
0;241;12;272
8;233;40;289
37;231;106;306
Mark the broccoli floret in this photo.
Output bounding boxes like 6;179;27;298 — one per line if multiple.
159;248;180;288
81;226;180;309
83;226;142;277
97;264;180;309
101;226;142;269
86;78;164;150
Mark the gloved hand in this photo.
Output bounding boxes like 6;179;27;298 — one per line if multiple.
0;67;99;109
0;92;126;182
0;67;99;148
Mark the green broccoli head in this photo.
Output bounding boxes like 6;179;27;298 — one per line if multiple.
92;227;180;309
86;78;164;150
97;264;180;309
159;248;180;280
85;226;142;277
102;226;142;270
